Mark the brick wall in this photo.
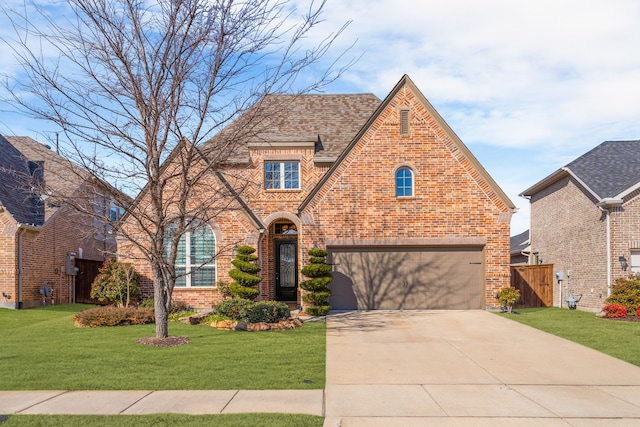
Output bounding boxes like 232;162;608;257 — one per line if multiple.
118;85;512;310
611;188;640;283
0;215;17;309
1;204;113;309
300;85;512;308
529;176;608;311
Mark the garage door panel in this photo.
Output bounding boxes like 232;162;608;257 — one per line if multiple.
327;247;484;310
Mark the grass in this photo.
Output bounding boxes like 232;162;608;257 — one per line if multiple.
0;414;323;427
0;304;325;390
498;307;640;366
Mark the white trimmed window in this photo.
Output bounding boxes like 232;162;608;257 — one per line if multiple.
631;250;640;273
164;220;216;287
395;167;414;197
265;161;300;190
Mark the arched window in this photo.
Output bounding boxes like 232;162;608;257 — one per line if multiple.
395;167;414;197
164;220;216;287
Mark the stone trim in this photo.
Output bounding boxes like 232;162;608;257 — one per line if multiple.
326;237;487;247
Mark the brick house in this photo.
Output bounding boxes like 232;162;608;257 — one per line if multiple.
0;136;115;309
520;140;640;311
119;75;515;310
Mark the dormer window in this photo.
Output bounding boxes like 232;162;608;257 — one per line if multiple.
265;161;300;190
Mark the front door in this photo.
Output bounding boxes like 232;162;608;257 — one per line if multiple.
275;240;298;301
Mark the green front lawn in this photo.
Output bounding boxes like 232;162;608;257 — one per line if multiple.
498;307;640;366
0;304;325;390
0;414;324;427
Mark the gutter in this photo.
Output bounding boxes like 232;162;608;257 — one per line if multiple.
597;198;624;298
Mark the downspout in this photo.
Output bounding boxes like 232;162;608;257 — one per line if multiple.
17;227;27;309
597;198;623;298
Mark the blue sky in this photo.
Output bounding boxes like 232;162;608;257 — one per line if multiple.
2;0;640;235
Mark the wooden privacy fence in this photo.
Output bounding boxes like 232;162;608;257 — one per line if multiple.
510;264;554;308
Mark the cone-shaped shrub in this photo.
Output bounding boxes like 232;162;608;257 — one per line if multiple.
300;247;332;316
229;246;261;301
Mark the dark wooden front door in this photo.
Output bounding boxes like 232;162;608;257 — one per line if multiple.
75;259;105;304
275;240;298;302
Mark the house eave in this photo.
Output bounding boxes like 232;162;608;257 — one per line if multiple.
247;138;316;150
520;167;601;202
520;168;568;197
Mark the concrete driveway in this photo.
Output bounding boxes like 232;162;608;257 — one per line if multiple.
324;310;640;426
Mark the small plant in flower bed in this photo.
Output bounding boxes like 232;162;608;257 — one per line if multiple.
74;306;155;327
602;303;628;319
214;298;290;323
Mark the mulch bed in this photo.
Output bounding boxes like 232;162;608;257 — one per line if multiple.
136;336;190;347
604;316;640;322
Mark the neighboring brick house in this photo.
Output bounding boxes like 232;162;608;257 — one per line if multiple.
119;75;515;310
520;140;640;311
0;136;115;309
510;230;530;265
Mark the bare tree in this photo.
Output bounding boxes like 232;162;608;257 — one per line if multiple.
1;0;353;338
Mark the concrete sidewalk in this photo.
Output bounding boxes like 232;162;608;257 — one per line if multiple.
4;310;640;426
0;389;324;416
324;310;640;426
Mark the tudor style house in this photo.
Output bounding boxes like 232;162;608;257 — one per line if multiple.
521;140;640;311
119;75;515;311
0;136;116;309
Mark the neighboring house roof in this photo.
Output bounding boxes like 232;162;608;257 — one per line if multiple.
0;136;87;226
510;229;530;256
298;74;516;213
520;140;640;201
0;135;42;225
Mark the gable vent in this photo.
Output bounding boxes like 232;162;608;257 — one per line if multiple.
400;109;410;134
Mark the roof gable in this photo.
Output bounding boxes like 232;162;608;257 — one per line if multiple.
521;140;640;200
299;74;515;213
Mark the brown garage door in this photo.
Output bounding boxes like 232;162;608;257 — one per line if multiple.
327;246;484;310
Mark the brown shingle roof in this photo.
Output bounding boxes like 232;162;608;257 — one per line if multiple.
1;136;87;224
202;93;381;161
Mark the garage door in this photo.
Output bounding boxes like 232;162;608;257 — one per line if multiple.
327;246;484;310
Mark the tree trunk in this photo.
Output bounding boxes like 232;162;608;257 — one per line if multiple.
152;264;169;338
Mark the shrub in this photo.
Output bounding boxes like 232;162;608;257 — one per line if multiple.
305;304;331;316
606;273;640;315
73;306;154;327
602;303;628;319
497;287;520;313
90;257;140;307
214;297;255;321
247;301;290;323
216;280;232;300
139;298;154;308
137;298;191;314
228;246;261;301
300;247;332;315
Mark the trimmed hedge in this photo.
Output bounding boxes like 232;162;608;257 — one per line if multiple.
74;306;155;327
214;298;290;323
229;246;261;300
300;247;332;315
